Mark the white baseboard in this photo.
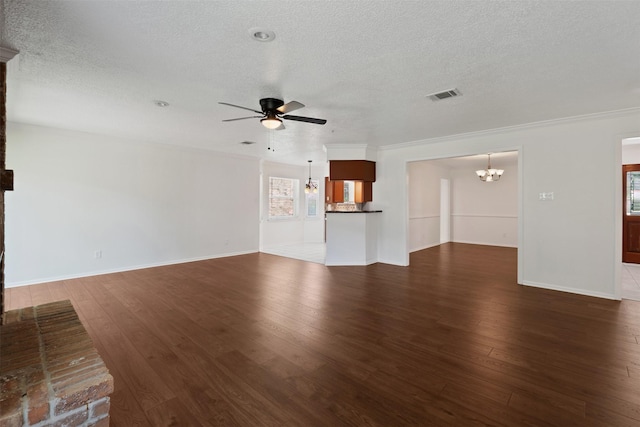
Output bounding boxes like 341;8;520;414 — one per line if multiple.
6;250;258;288
409;242;442;253
325;259;377;267
452;239;517;248
521;280;619;301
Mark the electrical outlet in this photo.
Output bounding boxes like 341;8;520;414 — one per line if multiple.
539;192;554;201
95;250;102;259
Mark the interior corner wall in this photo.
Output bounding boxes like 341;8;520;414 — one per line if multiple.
450;160;518;247
408;161;449;252
259;161;325;250
377;109;640;299
622;143;640;164
6;122;260;286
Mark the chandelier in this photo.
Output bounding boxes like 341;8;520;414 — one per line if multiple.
305;160;318;193
476;153;504;182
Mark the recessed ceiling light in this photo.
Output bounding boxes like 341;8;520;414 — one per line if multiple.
248;27;275;42
154;100;170;107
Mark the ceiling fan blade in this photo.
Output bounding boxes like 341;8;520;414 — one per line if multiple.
219;102;262;114
277;101;305;114
222;116;263;122
282;115;327;125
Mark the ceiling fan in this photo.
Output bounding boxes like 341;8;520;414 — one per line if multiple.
219;98;327;130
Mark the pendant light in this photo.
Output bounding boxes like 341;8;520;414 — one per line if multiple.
305;160;318;193
476;153;504;182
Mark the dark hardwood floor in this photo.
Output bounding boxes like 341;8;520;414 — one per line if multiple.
5;243;640;426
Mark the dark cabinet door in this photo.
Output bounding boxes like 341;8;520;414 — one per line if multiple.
325;178;344;203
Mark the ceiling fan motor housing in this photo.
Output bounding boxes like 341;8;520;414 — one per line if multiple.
260;98;285;112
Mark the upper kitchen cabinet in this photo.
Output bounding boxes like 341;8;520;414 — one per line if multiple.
325;177;344;203
354;181;372;203
329;161;376;182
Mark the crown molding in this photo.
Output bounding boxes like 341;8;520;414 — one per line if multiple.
0;46;19;63
380;107;640;151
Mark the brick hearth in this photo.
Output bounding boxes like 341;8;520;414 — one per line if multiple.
0;300;113;426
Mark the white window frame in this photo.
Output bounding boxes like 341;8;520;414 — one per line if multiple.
305;179;320;218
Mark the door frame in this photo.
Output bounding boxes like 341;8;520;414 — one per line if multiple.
616;133;640;300
622;164;640;263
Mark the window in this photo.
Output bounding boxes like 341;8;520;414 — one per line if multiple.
343;180;355;203
306;180;319;217
269;177;298;218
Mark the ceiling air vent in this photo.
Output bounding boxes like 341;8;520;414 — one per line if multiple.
240;141;256;145
426;88;461;101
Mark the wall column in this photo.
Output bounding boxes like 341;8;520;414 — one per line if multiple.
1;47;18;324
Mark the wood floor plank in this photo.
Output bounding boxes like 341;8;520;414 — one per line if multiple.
5;285;31;309
144;397;203;427
4;243;640;425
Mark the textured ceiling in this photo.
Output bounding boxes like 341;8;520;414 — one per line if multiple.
2;1;639;164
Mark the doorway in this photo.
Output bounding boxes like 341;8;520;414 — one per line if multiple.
622;164;640;263
408;151;518;253
621;137;640;300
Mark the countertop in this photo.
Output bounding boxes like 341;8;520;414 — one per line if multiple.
325;210;382;213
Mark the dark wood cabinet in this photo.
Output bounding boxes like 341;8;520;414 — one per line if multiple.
329;160;376;182
325;178;371;203
354;181;373;203
325;177;344;203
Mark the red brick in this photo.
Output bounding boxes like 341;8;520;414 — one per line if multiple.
26;367;45;386
0;375;21;395
0;411;23;427
89;397;110;419
51;408;88;427
0;387;23;427
54;375;114;415
49;355;104;380
2;301;113;426
2;310;20;324
27;381;50;424
52;366;110;394
18;307;36;321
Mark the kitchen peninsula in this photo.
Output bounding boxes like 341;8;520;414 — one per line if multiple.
325;210;381;266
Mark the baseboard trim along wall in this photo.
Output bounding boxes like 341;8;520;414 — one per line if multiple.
452;239;517;248
409;242;443;253
6;250;258;288
521;280;618;301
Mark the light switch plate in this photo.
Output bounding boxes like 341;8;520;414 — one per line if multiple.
539;192;554;201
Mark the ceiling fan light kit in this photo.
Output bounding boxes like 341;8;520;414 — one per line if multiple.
220;97;326;131
261;112;283;129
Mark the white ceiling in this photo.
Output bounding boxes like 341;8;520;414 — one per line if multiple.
2;1;639;165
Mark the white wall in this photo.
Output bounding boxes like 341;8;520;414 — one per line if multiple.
450;159;518;247
376;109;640;299
6;122;260;286
622;142;640;164
408;161;449;252
260;161;325;249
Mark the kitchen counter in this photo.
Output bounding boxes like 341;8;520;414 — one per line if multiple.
325;210;383;213
325;211;381;266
